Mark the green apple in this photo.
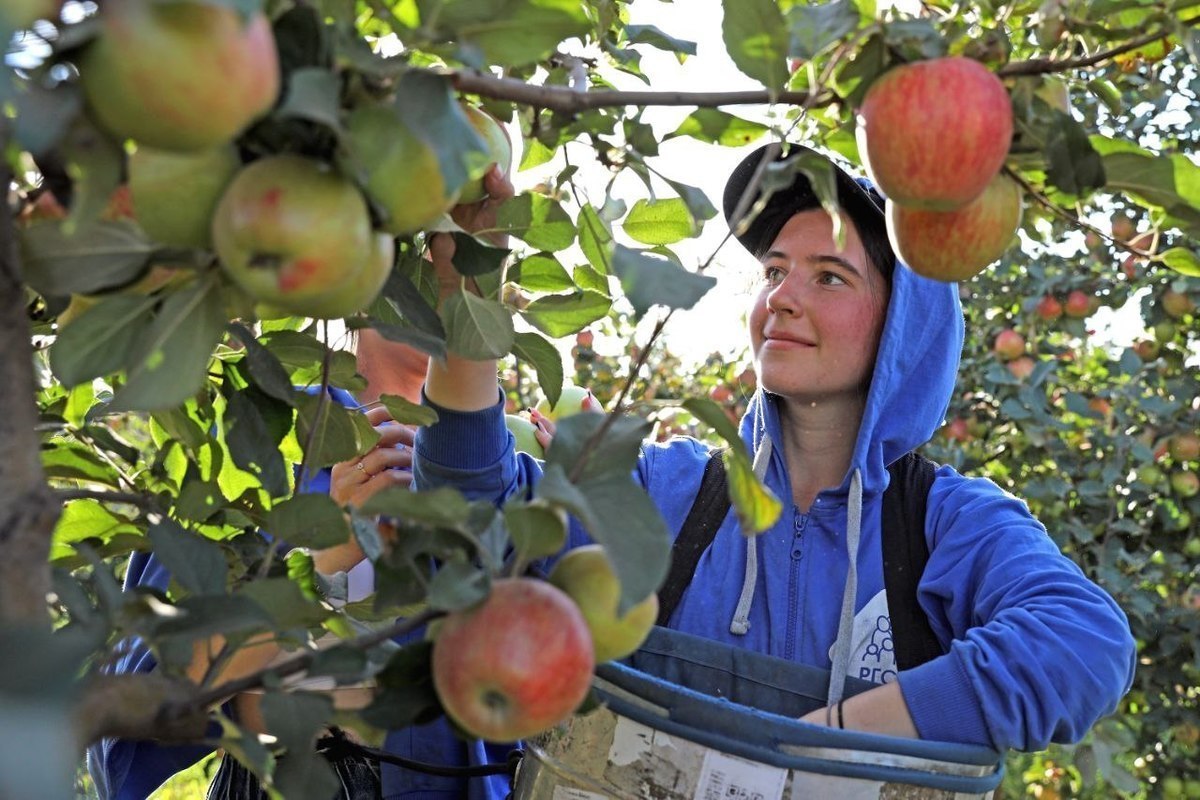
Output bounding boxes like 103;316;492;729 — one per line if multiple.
1171;470;1200;498
129;144;241;248
80;0;279;150
536;383;600;420
1170;433;1200;462
548;545;659;663
344;104;460;235
212;155;374;318
506;413;545;459
0;0;62;30
457;105;512;205
304;232;395;319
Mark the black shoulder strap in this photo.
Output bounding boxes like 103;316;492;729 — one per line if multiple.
882;451;943;671
656;450;729;626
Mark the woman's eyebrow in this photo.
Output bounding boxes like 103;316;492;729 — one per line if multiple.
808;253;863;278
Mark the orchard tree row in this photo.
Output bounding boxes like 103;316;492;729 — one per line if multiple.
0;0;1197;797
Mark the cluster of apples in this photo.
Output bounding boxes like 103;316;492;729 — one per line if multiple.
856;57;1023;282
432;544;659;742
67;0;509;320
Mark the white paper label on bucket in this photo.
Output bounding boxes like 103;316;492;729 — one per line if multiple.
693;750;787;800
552;788;608;800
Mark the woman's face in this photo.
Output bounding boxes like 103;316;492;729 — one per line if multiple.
748;209;890;406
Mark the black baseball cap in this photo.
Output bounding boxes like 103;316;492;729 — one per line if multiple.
722;143;887;260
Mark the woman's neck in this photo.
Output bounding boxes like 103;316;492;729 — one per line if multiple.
777;394;865;512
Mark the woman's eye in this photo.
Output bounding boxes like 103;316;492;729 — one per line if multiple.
819;271;848;286
763;265;785;284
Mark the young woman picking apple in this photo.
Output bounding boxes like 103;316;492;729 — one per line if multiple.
413;145;1136;762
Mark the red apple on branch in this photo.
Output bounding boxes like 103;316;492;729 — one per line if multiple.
1063;290;1091;318
1162;290;1195;320
432;578;594;742
1007;355;1036;380
993;329;1026;361
1169;433;1200;462
856;57;1013;210
886;174;1022;281
1035;294;1063;321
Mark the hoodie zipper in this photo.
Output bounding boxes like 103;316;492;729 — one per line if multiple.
784;507;809;660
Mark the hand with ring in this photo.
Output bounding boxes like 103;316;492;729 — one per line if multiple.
330;406;416;510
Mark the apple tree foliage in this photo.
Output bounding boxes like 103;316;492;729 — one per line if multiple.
0;0;1198;797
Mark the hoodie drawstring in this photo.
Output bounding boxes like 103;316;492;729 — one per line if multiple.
826;468;863;709
729;437;773;635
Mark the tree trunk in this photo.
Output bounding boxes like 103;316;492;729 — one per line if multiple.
0;163;59;625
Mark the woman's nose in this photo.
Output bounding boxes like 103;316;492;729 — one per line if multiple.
766;275;802;315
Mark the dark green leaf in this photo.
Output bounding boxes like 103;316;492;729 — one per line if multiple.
625;24;697;56
350;513;385;564
577;204;614;275
788;0;861;60
49;294;156;387
228;323;297;406
544;412;651;483
365;321;448;361
721;0;790;89
623;198;696;246
667;109;769;146
505;500;567;560
379;394;439;426
276;67;342;133
360;487;472;528
157;594;274;640
612;245;717;318
512;253;574;292
377;267;448;355
513;331;564;410
427;559;490;612
147;519;228;596
392;71;487;199
665;179;717;227
110;278;227;412
271;750;339;800
443;291;515;359
224;389;291;497
522;289;611;337
60;117;125;234
19;220;156;297
12;77;83;157
1044;119;1106;198
174;479;224;523
267;494;352;550
419;0;591;67
295;392;380;468
238;578;331;628
1092;138;1200;235
41;444;121;487
448;232;511;279
496;193;577;252
152;405;209;451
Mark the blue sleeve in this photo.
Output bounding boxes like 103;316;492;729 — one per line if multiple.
897;469;1136;751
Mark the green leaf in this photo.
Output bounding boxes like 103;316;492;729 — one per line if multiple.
379;394;439;426
360;487;472;528
267;494;352;550
443;291;515;360
612;245;717;318
228;323;297;406
496;193;577;252
419;0;591;67
625;23;697;56
276;67;343;133
49;294;156;387
392;71;487;199
295;392;380;468
577;204;614;276
157;594;274;640
52;501;138;560
448;232;511;278
512;253;574;292
376;268;448;357
787;0;860;60
271;750;339;800
1044;119;1106;198
427;559;490;612
721;0;790;89
1158;247;1200;277
505;500;567;560
19;220;156;297
110;278;227;412
41;443;120;487
682;398;781;534
666;109;769;146
623;198;696;246
663;178;718;225
522;289;611;337
147;519;228;596
11;77;83;158
544;412;650;483
1092;137;1200;235
60;117;125;234
0;699;75;800
512;331;564;409
224;389;290;497
238;578;331;628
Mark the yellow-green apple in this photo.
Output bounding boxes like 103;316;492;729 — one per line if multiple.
1007;355;1035;380
431;578;594;742
0;0;62;30
1153;321;1177;342
212;155;374;318
295;232;395;319
457;105;512;205
80;0;279;150
548;545;659;663
1162;290;1195;319
1136;464;1165;486
1035;294;1062;321
886;173;1022;281
129;144;241;248
506;412;545;459
536;383;602;420
1170;433;1200;462
1063;290;1090;318
344;104;460;235
993;329;1025;361
1171;470;1200;498
856;57;1013;210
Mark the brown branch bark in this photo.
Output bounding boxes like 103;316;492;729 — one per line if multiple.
0;162;59;626
75;673;210;747
997;16;1199;77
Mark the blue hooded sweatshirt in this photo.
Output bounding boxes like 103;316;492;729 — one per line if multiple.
413;259;1136;761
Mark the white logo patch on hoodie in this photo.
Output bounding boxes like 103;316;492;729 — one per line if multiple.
828;589;897;685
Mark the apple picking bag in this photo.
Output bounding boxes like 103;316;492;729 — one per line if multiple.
510;627;1003;800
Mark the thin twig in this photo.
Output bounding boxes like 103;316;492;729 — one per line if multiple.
997;16;1200;77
